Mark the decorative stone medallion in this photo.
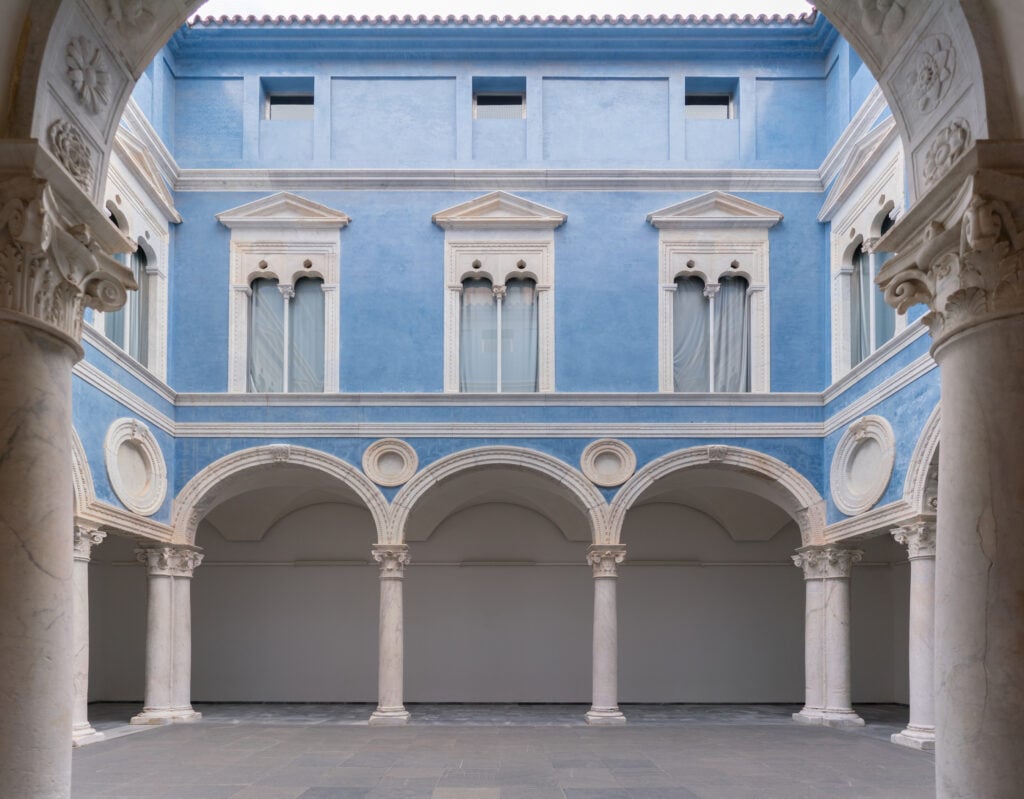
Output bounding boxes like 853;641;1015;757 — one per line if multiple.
104;418;167;516
830;415;896;516
362;438;418;487
580;439;637;487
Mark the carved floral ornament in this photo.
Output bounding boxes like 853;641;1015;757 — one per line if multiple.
892;521;936;559
73;526;106;560
66;37;109;114
587;545;626;578
48;120;93;190
904;35;956;114
792;546;863;579
372;545;411;578
923;119;972;187
136;545;204;578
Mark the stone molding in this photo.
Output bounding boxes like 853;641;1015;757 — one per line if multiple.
74;360;175;434
580;439;636;487
609;445;826;546
73;525;106;561
587;544;626;578
830;415;896;516
892;520;936;559
372;544;410;579
104;417;167;516
72;427;97;514
135;545;203;578
362;439;418;487
903;402;940;513
792;546;863;580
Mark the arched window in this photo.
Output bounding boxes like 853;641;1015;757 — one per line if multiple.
104;227;150;368
849;214;897;369
672;274;750;392
459;276;538;393
247;277;325;393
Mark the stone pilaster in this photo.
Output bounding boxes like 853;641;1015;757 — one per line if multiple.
891;521;937;751
876;142;1024;795
792;546;864;727
585;544;627;725
71;525;106;746
369;545;411;725
131;545;203;725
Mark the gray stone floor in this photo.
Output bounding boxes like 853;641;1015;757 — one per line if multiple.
74;704;935;799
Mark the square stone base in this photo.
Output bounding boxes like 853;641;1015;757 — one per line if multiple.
585;709;627;725
892;727;936;750
369;707;410;726
130;708;202;725
792;709;865;728
71;724;105;747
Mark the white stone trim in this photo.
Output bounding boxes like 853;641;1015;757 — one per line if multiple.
580;439;637;487
823;352;936;435
823;499;917;544
830;415;897;516
104;418;168;517
73;360;175;434
362;438;419;487
81;324;177;404
608;445;826;546
818;84;890;188
71;427;96;515
903;403;940;514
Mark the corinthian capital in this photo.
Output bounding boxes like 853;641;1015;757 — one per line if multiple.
792;545;862;580
372;544;410;579
135;545;204;578
0;174;134;350
892;521;937;559
876;143;1024;349
587;544;626;578
73;525;106;561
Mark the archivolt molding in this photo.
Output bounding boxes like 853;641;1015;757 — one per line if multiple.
608;445;826;546
903;403;940;514
389;446;609;544
71;427;97;514
171;445;389;545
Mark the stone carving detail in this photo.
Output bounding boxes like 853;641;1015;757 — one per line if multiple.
860;0;906;37
104;418;167;516
66;37;109;114
73;526;106;561
136;545;204;578
580;439;636;487
268;444;292;464
922;119;971;187
0;176;128;345
588;545;626;578
892;521;936;559
792;546;863;580
363;439;418;487
707;445;727;462
831;415;896;516
372;545;410;579
108;0;157;35
904;35;955;113
48;120;94;190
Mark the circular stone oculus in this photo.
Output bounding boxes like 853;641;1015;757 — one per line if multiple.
830;415;896;516
104;418;168;517
362;438;418;487
581;439;637;487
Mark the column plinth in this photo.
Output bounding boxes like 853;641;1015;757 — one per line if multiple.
585;544;626;725
369;545;410;726
72;525;106;746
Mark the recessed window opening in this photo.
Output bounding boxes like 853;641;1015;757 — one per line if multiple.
460;276;538;392
262;76;315;121
686;94;733;120
672;274;750;392
248;275;325;392
475;93;525;120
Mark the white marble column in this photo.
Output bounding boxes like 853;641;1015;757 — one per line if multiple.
131;546;204;725
369;544;410;725
0;170;132;799
72;525;106;746
891;521;936;750
876;150;1024;796
792;545;864;727
586;544;626;725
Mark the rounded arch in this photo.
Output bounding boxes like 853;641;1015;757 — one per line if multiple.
608;445;826;546
171;445;389;546
389;446;608;544
903;402;941;514
70;426;96;515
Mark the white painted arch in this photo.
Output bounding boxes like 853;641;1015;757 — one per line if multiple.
608;445;827;546
171;444;389;546
903;402;941;515
71;426;96;516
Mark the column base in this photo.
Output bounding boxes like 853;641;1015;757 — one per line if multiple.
369;707;410;726
585;708;627;725
792;708;865;728
891;725;935;751
130;707;202;725
71;723;105;747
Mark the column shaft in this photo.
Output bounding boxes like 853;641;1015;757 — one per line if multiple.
369;545;410;725
72;527;106;746
170;572;200;720
586;545;626;725
823;575;856;717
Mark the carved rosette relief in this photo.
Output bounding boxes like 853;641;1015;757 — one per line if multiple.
587;544;626;578
108;0;157;35
904;35;955;114
860;0;906;37
372;545;410;579
892;521;936;559
0;176;130;346
73;525;106;561
792;546;863;580
136;546;204;578
48;120;94;191
66;37;110;114
922;119;971;187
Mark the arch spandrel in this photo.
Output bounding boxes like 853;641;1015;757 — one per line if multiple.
903;402;940;515
171;445;389;546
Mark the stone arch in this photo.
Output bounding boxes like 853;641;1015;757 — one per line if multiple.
171;444;389;546
70;426;95;515
608;445;826;546
903;402;941;514
389;446;608;544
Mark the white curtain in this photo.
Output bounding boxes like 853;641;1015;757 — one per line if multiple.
850;245;870;367
460;277;497;392
289;277;325;392
673;276;710;391
248;277;285;392
714;276;750;392
501;278;538;392
130;248;149;366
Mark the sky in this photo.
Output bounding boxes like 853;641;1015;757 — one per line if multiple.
196;0;812;20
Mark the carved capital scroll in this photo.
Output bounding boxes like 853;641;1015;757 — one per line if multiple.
136;545;204;578
892;521;937;560
587;544;626;578
73;525;106;561
372;544;410;579
792;545;863;580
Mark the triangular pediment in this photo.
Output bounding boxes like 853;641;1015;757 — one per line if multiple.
646;191;783;230
216;192;351;229
818;116;899;222
432;191;567;230
113;125;181;223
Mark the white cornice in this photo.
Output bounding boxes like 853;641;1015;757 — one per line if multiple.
433;190;567;230
82;326;178;405
72;360;176;435
646;191;784;230
824;499;921;543
216;192;352;229
113;126;182;223
817;116;899;222
817;84;889;188
821;319;928;404
823;352;937;435
77;501;174;542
